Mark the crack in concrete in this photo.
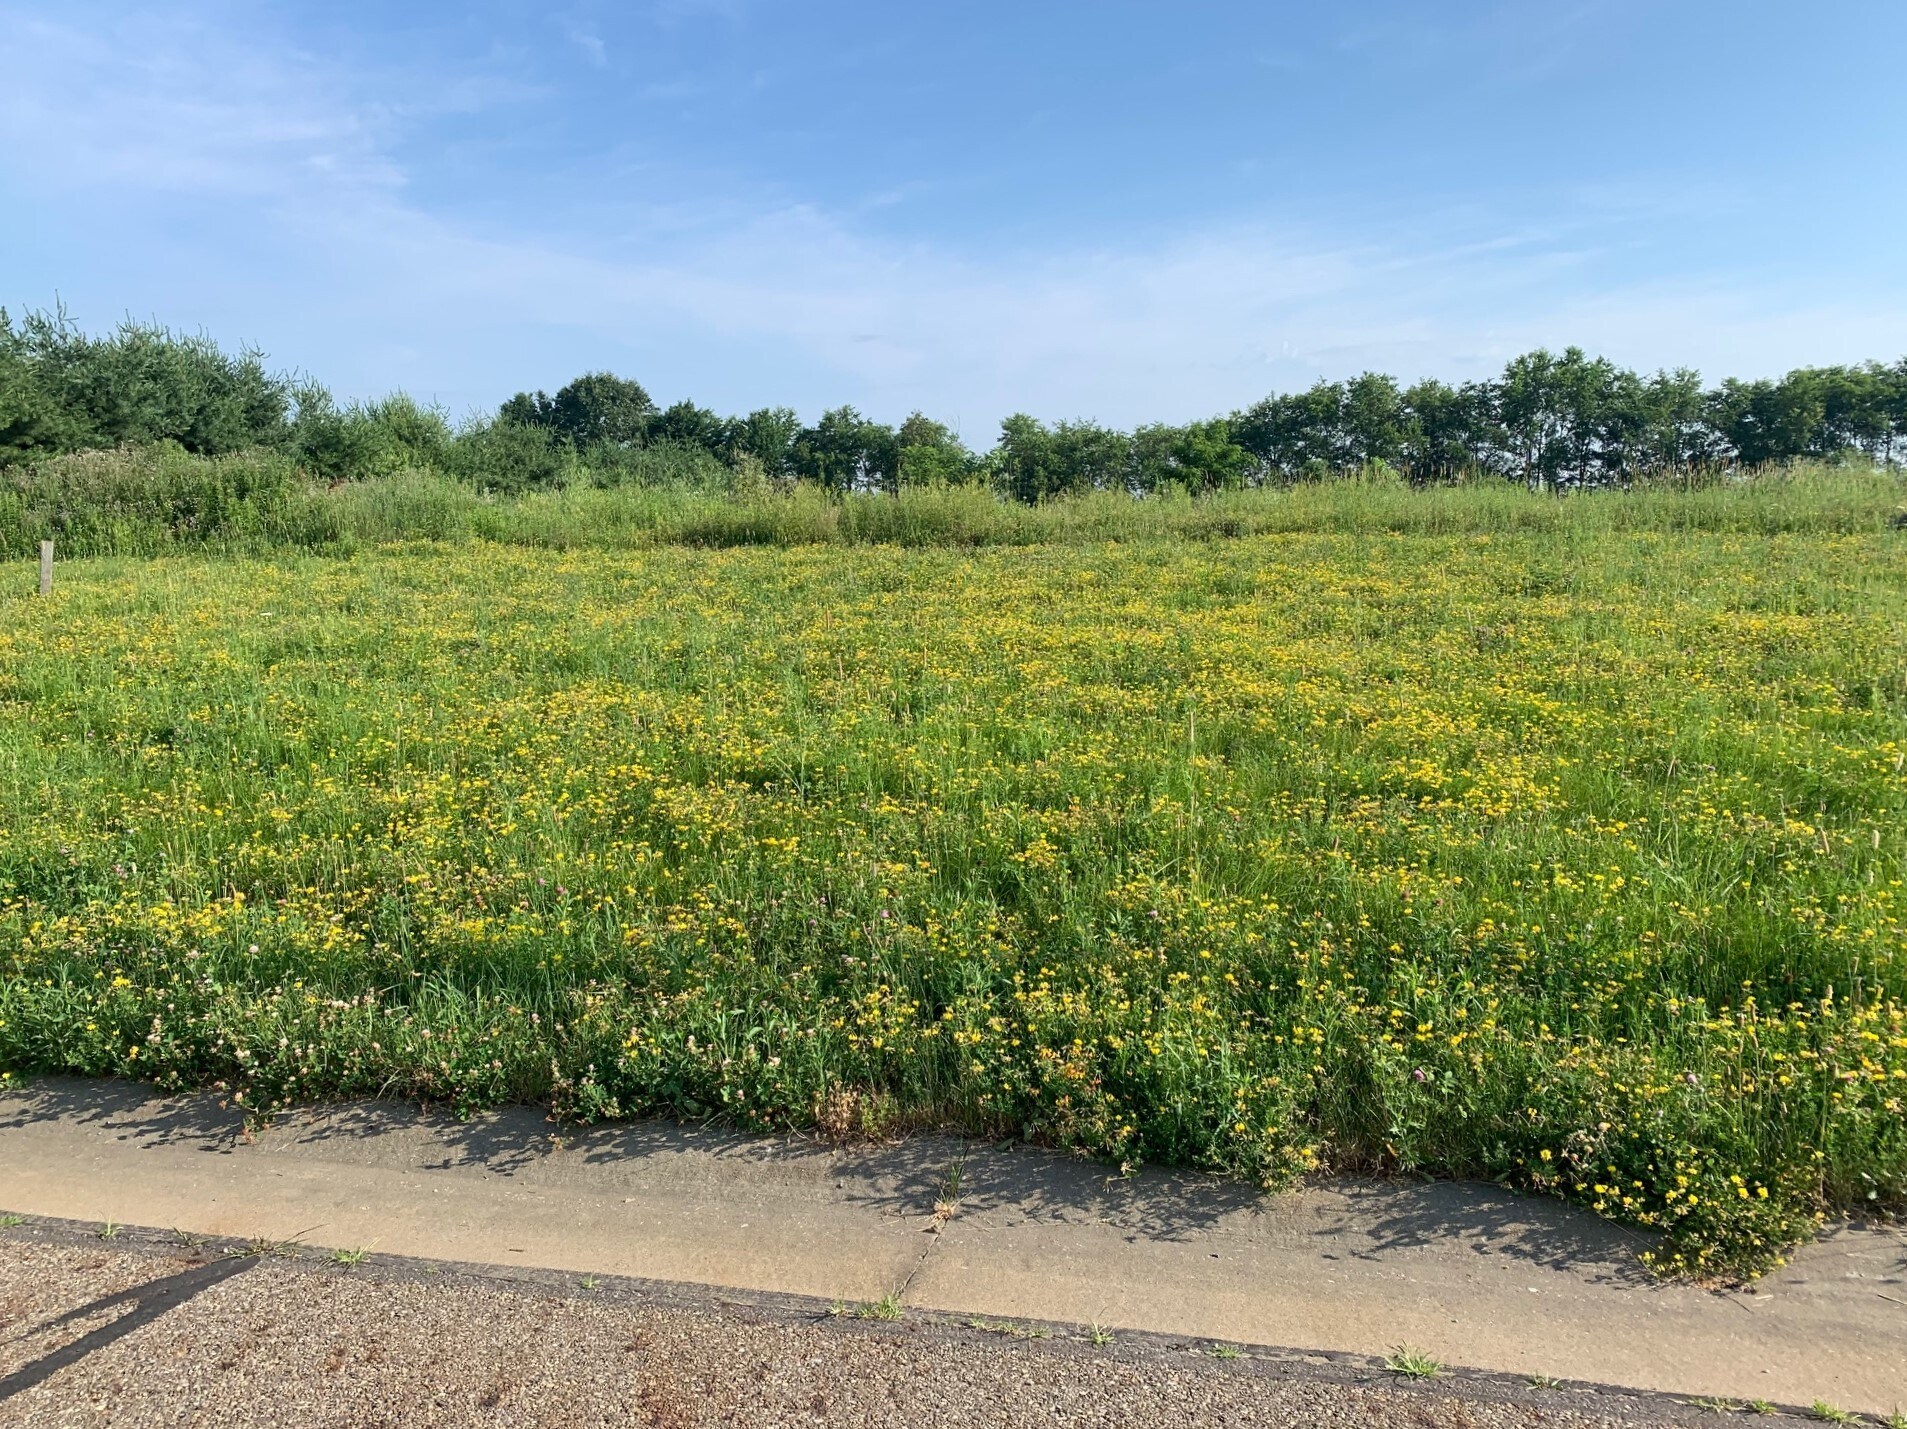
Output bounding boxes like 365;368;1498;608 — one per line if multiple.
896;1142;965;1303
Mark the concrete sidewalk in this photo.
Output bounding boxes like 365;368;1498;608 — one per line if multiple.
1;1078;1902;1415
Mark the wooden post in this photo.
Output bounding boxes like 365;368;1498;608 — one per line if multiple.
39;540;52;597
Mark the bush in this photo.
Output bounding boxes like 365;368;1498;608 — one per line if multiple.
440;419;572;494
292;393;452;482
0;308;293;461
0;443;324;556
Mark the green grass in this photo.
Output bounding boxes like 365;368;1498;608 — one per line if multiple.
1383;1346;1443;1380
855;1294;905;1321
4;449;1903;561
1;484;1903;1279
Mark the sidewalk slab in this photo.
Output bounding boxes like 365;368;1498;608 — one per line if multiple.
910;1154;1906;1409
1;1077;1902;1414
0;1078;938;1302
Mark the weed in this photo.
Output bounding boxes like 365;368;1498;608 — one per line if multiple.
331;1246;372;1267
855;1293;904;1322
1527;1375;1563;1390
1690;1399;1741;1415
1206;1344;1244;1361
932;1152;967;1224
966;1318;1049;1340
0;1214;25;1229
96;1220;120;1240
226;1228;316;1260
1745;1404;1776;1417
1086;1323;1115;1347
1384;1346;1442;1380
579;1275;598;1290
1811;1402;1855;1425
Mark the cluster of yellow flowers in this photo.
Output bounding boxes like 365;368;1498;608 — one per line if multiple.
1;524;1902;1275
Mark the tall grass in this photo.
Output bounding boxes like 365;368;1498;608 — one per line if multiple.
3;445;1901;559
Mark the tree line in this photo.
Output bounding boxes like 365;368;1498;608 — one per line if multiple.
4;306;1904;499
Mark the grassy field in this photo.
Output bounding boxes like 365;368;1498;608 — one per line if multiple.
6;447;1906;560
2;491;1904;1276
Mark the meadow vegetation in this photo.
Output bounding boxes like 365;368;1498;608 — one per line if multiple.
1;488;1902;1278
7;305;1907;528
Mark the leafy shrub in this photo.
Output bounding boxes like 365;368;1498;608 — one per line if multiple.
439;419;572;494
0;443;317;555
292;393;452;482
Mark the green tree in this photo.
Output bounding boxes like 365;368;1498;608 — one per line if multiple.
0;306;292;459
1633;368;1715;472
1811;363;1892;461
1130;419;1248;493
1498;347;1647;487
1234;381;1346;481
1882;359;1907;465
1400;379;1498;483
1706;374;1825;466
551;373;654;447
649;399;727;455
793;407;899;492
498;372;655;451
0;317;72;462
726;407;802;475
1339;372;1407;468
895;411;976;487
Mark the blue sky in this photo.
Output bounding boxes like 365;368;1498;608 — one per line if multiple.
4;1;1904;436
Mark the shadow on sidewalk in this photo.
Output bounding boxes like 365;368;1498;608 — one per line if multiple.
0;1078;246;1153
0;1076;1650;1280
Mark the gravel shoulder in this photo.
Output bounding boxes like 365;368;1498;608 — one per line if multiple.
0;1221;1744;1429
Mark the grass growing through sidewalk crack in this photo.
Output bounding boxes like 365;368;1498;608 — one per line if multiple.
1689;1399;1741;1415
1205;1343;1244;1360
96;1220;120;1240
1810;1402;1855;1425
932;1153;967;1224
331;1246;373;1267
1384;1346;1442;1380
1086;1323;1115;1347
226;1227;318;1260
855;1294;904;1321
0;1214;25;1229
966;1318;1050;1341
1526;1375;1563;1390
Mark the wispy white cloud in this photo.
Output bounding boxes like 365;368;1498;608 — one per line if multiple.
0;20;406;211
3;3;1901;432
559;16;608;68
